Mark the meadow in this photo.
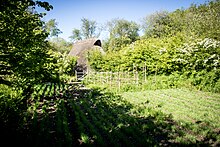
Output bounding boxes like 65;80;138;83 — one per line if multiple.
122;88;220;144
7;82;218;146
122;88;220;127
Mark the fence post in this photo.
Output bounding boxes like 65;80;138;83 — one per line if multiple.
86;70;89;84
75;70;77;81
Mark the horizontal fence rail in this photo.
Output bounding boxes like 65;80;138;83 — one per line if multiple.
82;70;174;92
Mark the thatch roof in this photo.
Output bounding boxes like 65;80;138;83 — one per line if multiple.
68;38;104;70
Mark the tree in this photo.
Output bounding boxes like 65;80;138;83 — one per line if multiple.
69;28;82;42
49;37;72;53
0;0;54;89
105;18;139;51
45;19;62;38
81;18;99;39
107;18;139;41
69;18;100;41
185;1;220;40
142;11;172;38
142;1;220;40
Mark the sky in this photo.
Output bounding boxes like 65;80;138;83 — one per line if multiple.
39;0;208;41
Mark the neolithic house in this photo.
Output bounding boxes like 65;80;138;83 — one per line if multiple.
68;38;103;71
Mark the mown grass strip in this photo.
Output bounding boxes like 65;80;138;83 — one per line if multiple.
122;89;220;128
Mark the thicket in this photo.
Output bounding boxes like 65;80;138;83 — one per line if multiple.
0;0;76;143
88;0;220;92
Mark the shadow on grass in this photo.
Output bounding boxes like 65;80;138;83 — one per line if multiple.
70;88;176;146
0;86;218;146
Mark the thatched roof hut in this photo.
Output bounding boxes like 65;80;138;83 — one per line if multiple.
68;38;104;71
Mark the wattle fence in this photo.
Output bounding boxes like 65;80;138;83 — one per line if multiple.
73;62;191;92
75;70;175;92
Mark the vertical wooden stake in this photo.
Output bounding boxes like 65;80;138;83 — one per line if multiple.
75;70;77;81
87;70;89;83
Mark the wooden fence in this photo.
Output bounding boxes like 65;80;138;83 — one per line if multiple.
83;70;162;91
73;63;166;91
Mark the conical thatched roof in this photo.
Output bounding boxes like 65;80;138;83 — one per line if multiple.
68;38;103;71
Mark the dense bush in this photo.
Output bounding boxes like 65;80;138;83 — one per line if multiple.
0;1;78;139
87;1;220;92
49;51;77;81
0;0;54;89
88;37;220;92
88;33;189;72
176;38;220;72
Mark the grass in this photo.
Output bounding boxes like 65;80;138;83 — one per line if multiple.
1;82;220;146
121;88;220;144
121;88;220;127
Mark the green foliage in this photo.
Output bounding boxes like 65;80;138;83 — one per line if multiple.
48;51;77;81
104;18;139;51
142;10;173;38
81;18;99;39
84;72;192;93
89;34;189;73
185;1;220;40
1;0;220;145
87;1;220;92
0;84;25;143
87;49;104;71
49;37;72;53
88;36;220;92
176;38;220;72
108;19;139;41
0;84;23;122
188;70;220;93
142;1;220;40
0;3;78;137
175;38;220;92
69;18;100;41
0;0;55;89
69;28;82;42
45;19;62;38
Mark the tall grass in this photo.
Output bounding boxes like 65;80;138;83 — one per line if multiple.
84;71;220;93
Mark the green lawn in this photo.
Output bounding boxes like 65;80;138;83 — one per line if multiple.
13;85;220;146
122;88;220;128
